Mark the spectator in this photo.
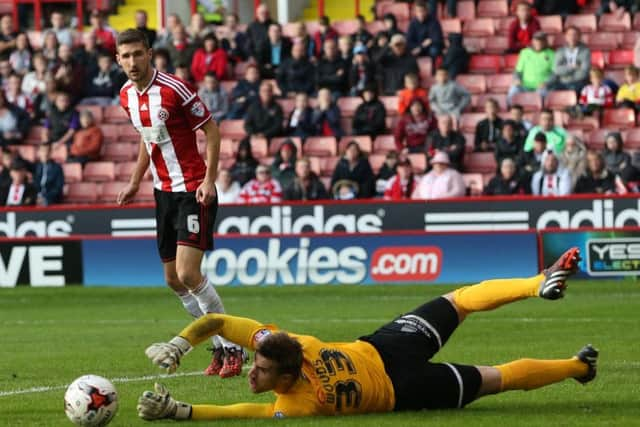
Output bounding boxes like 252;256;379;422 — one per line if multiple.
152;48;172;73
21;53;48;103
83;53;126;105
547;26;590;92
573;68;614;118
218;13;248;62
616;65;640;109
277;41;315;96
597;0;639;16
0;57;12;90
531;150;572;196
153;12;181;49
375;151;399;195
384;156;417;200
316;39;347;97
378;13;402;41
166;24;196;69
42;31;59;64
519;132;547;181
198;72;229;122
0;91;29;147
135;9;157;47
348;44;375;95
331;140;375;198
68;109;102;165
187;12;208;44
246;4;274;59
378;34;419;96
574;150;617;194
338;36;353;64
428;67;470;124
46;11;74;47
33;143;63;205
255;23;291;79
407;1;444;62
313;15;338;58
173;63;192;84
9;33;31;75
311;87;343;138
5;73;32;116
351;15;373;49
508;2;541;53
244;81;283;139
332;179;359;200
52;44;84;102
603;131;635;180
190;34;228;83
286;92;314;139
485;158;528;195
291;22;315;60
353;85;386;138
533;0;579;15
227;64;260;119
33;77;57;122
561;134;587;188
475;98;504;152
0;14;18;56
398;73;428;116
509;104;532;141
370;32;390;64
428;115;465;171
0;158;36;206
394;98;434;154
89;10;117;56
230;139;258;186
524;109;567;154
238;164;282;204
43;91;79;147
508;32;554;106
440;32;469;80
216;168;241;204
270;139;298;189
73;32;101;78
495;120;523;167
413;150;465;199
284;157;328;201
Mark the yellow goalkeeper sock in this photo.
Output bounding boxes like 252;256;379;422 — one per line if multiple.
452;274;544;315
496;358;588;391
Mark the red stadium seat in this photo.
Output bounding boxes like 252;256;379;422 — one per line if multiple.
468;55;502;74
368;154;386;174
233;62;249;79
609;50;635;69
102;142;136;162
462;173;484;195
100;124;120;142
484;37;509;54
486;73;513;93
115;161;138;181
440;18;462;35
133;181;155;203
538;15;563;34
494;17;512;34
587;128;615;150
249;137;268;158
365;20;385;35
463;37;486;53
62;163;82;183
337;97;362;118
463;132;474;151
103;105;129;123
83;161;116;182
269;137;302;156
119;125;140;143
464;152;497;173
66;182;99;203
599;13;631;32
510;91;542;112
545;90;578;111
472;93;507;112
219;80;236;94
333;19;359;35
76;105;103;123
457;74;487;94
591;51;606;69
634;12;640;31
621;32;638;49
477;0;508;17
459;113;485;133
502;54;519;72
417;57;432;80
305;156;321;176
585;32;620;51
219;120;246;139
565;14;597;33
606;69;625;85
276;98;295;116
463;18;495;37
379;96;399;116
304;137;337;157
14;145;36;163
408;153;427;174
374;135;397;154
376;2;410;20
457;1;476;20
603;108;637;129
99;181;128;203
320;156;340;176
26;125;45;143
564;114;600;132
623;128;640;149
50;143;67;163
339;136;373;153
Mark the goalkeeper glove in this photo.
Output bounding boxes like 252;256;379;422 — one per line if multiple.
145;336;192;373
137;383;192;421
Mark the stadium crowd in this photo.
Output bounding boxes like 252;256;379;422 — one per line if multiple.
2;0;640;206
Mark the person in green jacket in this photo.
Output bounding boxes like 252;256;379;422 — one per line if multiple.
523;108;568;154
508;31;555;105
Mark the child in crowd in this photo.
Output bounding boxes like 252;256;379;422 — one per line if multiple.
397;73;428;116
616;65;640;110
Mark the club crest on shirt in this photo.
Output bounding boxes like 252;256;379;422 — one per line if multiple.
253;329;272;345
190;101;205;118
157;107;170;122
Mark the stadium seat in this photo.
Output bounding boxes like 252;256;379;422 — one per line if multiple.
249;137;268;158
66;182;99;203
115;161;137;181
26;30;42;49
102;142;136;162
339;136;373;153
408;153;427;174
468;55;502;74
477;0;508;17
276;98;295;116
459;113;485;133
623;128;640;149
218;138;236;159
368;154;386;174
267;137;300;156
547;32;566;49
83;161;116;182
463;18;495;37
606;69;625;85
119;125;140;143
373;135;396;154
565;14;597;33
494;17;512;34
103;105;129;123
219;80;236;94
457;1;476;20
15;145;36;162
621;32;638;50
440;18;462;35
609;50;635;69
510;91;542;112
320;156;340;176
376;2;410;20
587;128;614;150
472;93;507;112
417;57;432;80
484;37;509;54
100;124;120;143
98;182;126;203
304;137;337;157
591;51;606;69
26;125;45;144
545;90;578;111
337;97;362;118
462;173;484;195
333;19;359;35
385;116;398;131
219;120;246;139
599;13;631;32
538;15;563;34
340;118;353;136
365;20;385;35
463;37;486;53
585;33;620;51
457;74;487;94
502;54;519;72
76;105;103;123
464;152;497;173
486;73;513;93
133;181;155;203
50;143;67;163
379;96;399;116
564;114;599;132
62;163;83;183
634;12;640;31
603;108;637;129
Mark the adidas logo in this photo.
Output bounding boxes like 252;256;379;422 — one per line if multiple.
140;103;148;111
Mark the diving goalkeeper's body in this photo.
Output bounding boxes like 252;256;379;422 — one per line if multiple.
138;247;599;421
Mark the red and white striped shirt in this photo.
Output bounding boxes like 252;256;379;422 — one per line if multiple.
238;178;283;204
579;83;614;107
120;69;212;192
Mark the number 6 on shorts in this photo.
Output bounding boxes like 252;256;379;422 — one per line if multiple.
187;214;200;234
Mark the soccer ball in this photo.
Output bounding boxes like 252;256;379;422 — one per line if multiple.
64;375;118;427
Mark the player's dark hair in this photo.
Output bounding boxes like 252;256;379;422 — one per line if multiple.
256;332;303;378
116;28;150;49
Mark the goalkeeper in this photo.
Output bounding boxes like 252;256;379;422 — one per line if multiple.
138;247;599;421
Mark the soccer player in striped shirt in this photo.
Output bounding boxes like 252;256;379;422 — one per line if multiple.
114;29;243;378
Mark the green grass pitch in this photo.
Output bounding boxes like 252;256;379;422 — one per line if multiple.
1;280;639;426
